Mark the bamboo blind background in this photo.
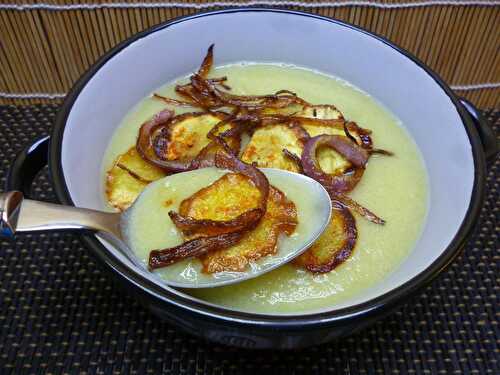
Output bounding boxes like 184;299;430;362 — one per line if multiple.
0;1;498;107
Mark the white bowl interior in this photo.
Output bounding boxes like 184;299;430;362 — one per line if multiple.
61;10;474;313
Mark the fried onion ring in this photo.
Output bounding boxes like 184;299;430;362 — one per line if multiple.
301;134;369;193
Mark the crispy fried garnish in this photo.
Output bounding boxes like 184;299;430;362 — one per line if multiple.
259;102;305;116
241;104;372;175
295;105;370;146
201;184;298;273
178;173;297;273
294;204;357;273
296;104;344;121
293;105;371;173
117;147;166;182
296;105;372;149
106;147;166;211
301;122;344;138
106;164;148;211
306;130;352;175
303;121;372;150
240;124;305;172
160;112;234;162
178;173;262;239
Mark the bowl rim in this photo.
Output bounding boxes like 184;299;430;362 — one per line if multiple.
49;7;486;327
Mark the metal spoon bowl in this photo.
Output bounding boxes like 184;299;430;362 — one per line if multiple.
0;168;331;289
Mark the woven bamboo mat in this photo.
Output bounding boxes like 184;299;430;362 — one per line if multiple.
0;104;498;374
0;2;499;107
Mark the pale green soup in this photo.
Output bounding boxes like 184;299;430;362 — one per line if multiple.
102;63;429;314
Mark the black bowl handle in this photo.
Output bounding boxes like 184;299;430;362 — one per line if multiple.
5;136;50;198
460;98;499;164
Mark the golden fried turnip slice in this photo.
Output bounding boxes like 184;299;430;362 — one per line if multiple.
177;173;297;273
106;165;148;211
294;204;356;273
241;124;306;172
117;147;166;182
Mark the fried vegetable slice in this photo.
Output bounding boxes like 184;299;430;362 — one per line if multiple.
291;105;370;175
106;165;148;211
116;147;166;182
177;173;262;239
306;121;373;150
159;112;237;162
259;102;305;116
105;147;167;211
312;137;352;175
175;172;297;273
242;105;371;176
295;105;372;149
170;152;270;239
294;204;357;273
240;124;306;172
299;121;352;175
200;182;298;273
296;104;344;121
302;135;368;193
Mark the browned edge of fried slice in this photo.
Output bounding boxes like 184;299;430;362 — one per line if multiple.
156;112;231;163
117;147;167;182
106;147;167;211
177;173;262;239
200;184;298;273
294;204;357;273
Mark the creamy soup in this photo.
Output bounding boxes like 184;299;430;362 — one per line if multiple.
102;64;429;314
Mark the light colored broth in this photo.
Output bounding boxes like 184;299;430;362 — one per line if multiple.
102;63;429;314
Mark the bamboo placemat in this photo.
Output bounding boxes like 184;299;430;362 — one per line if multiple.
0;1;499;107
0;104;498;374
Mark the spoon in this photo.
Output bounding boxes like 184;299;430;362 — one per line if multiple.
0;168;331;288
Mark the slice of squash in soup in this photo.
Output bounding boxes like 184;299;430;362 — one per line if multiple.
241;105;370;175
106;147;166;211
297;104;344;121
259;102;305;116
297;105;372;149
117;147;166;181
106;111;239;211
178;173;298;273
313;141;352;175
106;165;148;211
161;112;239;162
294;204;357;273
297;105;371;174
178;173;262;239
240;124;305;172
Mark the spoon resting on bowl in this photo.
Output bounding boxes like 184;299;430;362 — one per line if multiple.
0;168;331;288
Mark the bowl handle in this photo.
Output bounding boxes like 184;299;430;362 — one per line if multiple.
5;136;50;198
459;98;499;164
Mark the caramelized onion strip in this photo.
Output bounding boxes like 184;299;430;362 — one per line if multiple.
198;44;214;78
282;149;304;174
136;109;196;173
148;232;244;270
301;135;369;193
190;74;307;110
294;203;357;273
370;148;395;156
330;192;385;225
152;93;195;107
